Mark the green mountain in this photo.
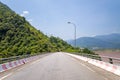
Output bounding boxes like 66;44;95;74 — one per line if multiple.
0;2;73;57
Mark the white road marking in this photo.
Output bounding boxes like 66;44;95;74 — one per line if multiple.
69;55;96;73
78;62;96;72
77;60;109;80
0;59;41;80
17;59;41;71
17;67;24;71
30;59;40;65
0;73;13;80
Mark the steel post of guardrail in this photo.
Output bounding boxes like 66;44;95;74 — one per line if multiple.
73;53;120;65
99;57;102;61
109;58;113;64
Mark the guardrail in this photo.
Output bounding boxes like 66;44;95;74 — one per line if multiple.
100;56;120;66
0;52;48;64
0;55;32;64
66;52;120;76
74;53;120;66
0;53;48;73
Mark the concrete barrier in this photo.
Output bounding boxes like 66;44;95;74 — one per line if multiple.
0;55;39;73
65;53;120;76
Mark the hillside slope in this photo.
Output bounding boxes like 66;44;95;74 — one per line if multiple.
0;2;73;57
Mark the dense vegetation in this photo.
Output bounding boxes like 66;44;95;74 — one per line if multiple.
0;2;97;58
0;2;75;58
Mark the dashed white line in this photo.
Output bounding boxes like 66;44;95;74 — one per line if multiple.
0;73;13;80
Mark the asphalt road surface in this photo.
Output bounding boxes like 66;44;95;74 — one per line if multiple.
0;52;120;80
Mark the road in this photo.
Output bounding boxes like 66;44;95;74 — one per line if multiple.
0;52;120;80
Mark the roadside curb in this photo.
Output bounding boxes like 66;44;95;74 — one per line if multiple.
65;53;120;76
0;56;39;73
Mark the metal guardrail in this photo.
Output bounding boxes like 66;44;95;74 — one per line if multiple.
99;56;120;65
0;52;48;64
75;53;120;65
1;52;120;66
0;55;32;64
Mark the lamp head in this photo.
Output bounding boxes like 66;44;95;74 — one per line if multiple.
68;22;71;24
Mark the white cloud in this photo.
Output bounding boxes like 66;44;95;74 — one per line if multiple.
27;19;33;23
20;11;33;24
23;11;29;14
20;11;29;17
28;19;33;22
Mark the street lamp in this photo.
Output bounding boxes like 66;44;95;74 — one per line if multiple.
68;22;76;47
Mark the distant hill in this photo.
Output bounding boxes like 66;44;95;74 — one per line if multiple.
95;33;120;45
0;2;73;57
67;33;120;49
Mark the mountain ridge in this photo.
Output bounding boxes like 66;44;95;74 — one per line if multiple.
67;33;120;49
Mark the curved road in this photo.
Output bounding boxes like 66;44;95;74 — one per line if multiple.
0;52;120;80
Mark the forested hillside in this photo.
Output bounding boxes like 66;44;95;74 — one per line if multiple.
0;2;74;58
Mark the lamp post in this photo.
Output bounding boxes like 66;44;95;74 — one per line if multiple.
68;22;76;47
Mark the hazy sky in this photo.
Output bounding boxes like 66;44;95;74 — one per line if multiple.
1;0;120;40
